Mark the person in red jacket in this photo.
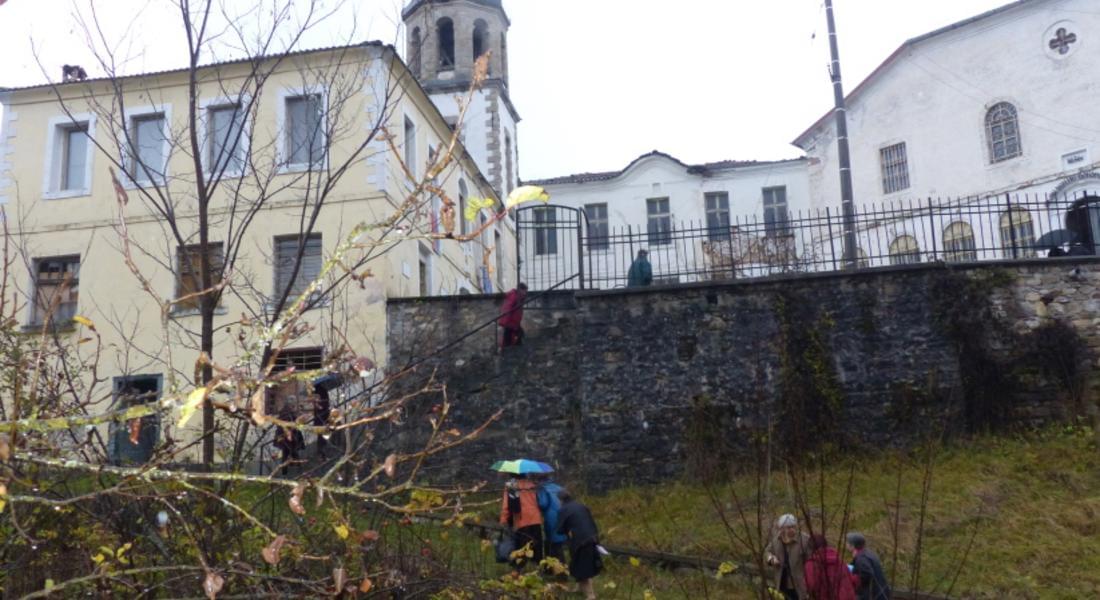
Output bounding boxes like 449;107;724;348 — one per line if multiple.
498;283;528;348
804;534;857;600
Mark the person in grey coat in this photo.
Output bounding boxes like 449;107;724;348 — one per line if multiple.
846;532;891;600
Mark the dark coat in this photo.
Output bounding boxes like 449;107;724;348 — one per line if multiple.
626;257;652;287
556;498;599;553
851;549;891;600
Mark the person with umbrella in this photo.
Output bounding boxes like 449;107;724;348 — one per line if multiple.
495;459;550;569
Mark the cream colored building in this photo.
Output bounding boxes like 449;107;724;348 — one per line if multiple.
0;42;516;463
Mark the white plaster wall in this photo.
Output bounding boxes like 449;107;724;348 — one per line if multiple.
529;155;810;287
801;0;1100;208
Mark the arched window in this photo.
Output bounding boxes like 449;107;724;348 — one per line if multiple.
409;27;422;77
986;102;1021;163
458;179;468;236
437;18;455;70
473;19;490;64
500;32;508;81
943;221;977;262
999;208;1036;257
889;235;921;265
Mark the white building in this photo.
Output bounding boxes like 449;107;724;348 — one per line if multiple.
523;151;809;289
793;0;1100;265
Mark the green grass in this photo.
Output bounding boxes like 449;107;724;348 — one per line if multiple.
584;428;1100;599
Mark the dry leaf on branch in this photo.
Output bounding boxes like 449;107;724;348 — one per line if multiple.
332;567;347;593
289;482;307;515
261;535;286;565
203;571;225;600
359;578;373;593
383;454;397;478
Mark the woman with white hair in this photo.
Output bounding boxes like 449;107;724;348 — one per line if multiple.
764;513;810;600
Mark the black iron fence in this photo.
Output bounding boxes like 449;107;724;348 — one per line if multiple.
516;191;1100;290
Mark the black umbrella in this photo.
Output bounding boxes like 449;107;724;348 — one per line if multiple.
1035;229;1078;249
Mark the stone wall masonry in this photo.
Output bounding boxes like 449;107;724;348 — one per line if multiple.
385;259;1100;491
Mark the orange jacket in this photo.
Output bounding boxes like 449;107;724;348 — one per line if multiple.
499;479;542;529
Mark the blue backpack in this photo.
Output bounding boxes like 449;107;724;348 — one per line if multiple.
538;482;565;542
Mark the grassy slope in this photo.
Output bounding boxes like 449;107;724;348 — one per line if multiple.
585;429;1100;600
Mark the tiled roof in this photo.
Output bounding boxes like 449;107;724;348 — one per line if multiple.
1;41;388;93
524;150;805;186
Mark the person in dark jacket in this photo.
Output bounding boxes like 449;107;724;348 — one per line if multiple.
804;534;856;600
556;489;601;600
498;283;528;348
310;386;332;458
846;532;891;600
272;405;304;475
626;250;652;287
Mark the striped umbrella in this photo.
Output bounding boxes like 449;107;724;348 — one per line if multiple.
490;458;554;474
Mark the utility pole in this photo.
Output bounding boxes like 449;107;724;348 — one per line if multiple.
825;0;859;267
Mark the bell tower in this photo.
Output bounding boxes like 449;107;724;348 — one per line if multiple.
402;0;520;197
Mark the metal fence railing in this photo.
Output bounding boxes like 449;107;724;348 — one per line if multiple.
516;191;1100;290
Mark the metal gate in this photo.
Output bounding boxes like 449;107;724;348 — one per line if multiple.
515;205;585;291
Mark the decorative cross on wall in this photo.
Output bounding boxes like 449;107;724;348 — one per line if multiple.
1049;27;1078;55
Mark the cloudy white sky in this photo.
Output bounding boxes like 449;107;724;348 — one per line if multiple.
1;0;1013;179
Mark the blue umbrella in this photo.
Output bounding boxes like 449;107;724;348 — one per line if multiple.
490;458;554;474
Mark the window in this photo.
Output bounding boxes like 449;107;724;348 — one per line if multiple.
999;208;1036;258
59;124;89;192
285;94;323;166
208;104;245;174
505;132;514;195
646;197;672;246
176;243;225;311
888;235;921;265
986;102;1021;163
762;186;789;236
533;207;557;255
32;255;79;325
403;116;416;175
584;203;609;250
109;375;161;464
274;234;323;301
942;221;977;262
418;245;431;296
494;230;504;289
705;192;730;241
269;348;324;415
880;142;910;194
473;19;489;61
409;27;422;77
130;113;166;183
437;17;455;70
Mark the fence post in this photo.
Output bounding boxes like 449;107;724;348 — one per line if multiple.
513;210;522;288
1005;192;1018;259
726;218;737;279
927;198;938;261
576;208;586;290
826;207;838;271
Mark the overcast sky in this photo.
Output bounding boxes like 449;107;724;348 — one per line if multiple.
1;0;1013;179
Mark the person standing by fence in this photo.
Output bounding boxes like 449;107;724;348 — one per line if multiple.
498;282;527;348
626;249;652;287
